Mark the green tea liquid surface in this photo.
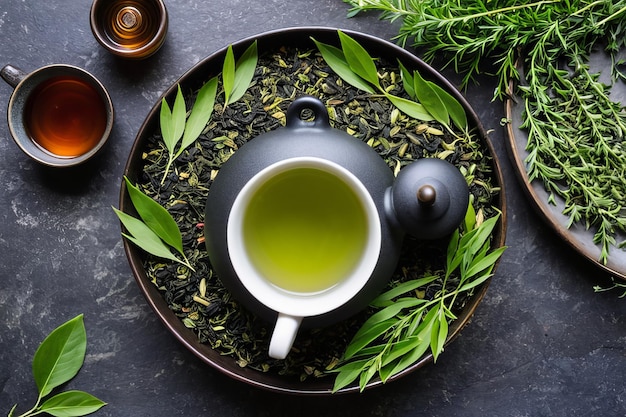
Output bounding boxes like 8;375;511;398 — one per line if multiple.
242;167;369;293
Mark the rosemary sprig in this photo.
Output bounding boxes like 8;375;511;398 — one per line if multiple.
344;0;626;264
332;207;505;392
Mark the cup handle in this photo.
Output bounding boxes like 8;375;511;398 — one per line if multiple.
1;64;27;89
268;314;303;360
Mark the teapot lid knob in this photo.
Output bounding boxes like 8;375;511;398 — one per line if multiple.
417;184;437;206
391;158;469;239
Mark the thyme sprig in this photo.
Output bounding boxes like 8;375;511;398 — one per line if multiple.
332;206;505;392
345;0;626;263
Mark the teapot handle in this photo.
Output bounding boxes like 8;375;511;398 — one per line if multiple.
286;96;330;129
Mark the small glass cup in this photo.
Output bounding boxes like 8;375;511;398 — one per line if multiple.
90;0;168;59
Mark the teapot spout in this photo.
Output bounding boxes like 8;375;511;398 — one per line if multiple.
389;158;469;240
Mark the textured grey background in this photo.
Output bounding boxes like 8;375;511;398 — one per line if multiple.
1;1;625;416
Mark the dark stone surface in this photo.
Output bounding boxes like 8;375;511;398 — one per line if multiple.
1;1;625;416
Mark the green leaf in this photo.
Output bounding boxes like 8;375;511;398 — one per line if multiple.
465;245;505;279
113;208;183;265
39;390;106;417
222;45;236;107
161;86;186;154
466;216;500;259
123;177;184;255
332;358;372;393
32;315;86;398
386;93;434;121
463;198;476;232
229;40;258;105
338;30;381;88
398;60;415;99
176;77;218;159
344;318;397;360
380;336;422;368
458;271;494;293
311;37;375;93
428;81;468;130
431;312;448;362
413;69;449;126
371;275;439;307
159;97;174;149
387;334;431;378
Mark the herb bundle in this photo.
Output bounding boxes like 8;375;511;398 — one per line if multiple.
124;34;502;389
344;0;626;263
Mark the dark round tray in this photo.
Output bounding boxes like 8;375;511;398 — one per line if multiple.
119;26;507;394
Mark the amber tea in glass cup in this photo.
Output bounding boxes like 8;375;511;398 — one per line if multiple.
1;64;114;167
90;0;168;59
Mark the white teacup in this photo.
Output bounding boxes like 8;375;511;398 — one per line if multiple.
227;157;382;359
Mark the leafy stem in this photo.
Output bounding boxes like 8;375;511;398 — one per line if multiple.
160;41;258;183
114;176;195;271
8;315;106;417
331;205;505;392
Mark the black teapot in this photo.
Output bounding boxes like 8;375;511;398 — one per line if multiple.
204;96;468;359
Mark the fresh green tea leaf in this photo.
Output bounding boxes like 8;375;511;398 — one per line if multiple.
123;177;184;255
176;77;218;159
464;247;506;280
159;98;174;150
398;61;416;99
113;208;183;265
430;310;450;362
222;45;236;107
229;40;258;105
311;37;375;93
428;81;468;130
344;319;397;360
463;198;476;232
386;93;434;121
10;316;106;417
160;85;187;154
371;275;439;307
332;208;504;390
332;358;372;393
377;336;420;370
338;30;381;88
39;390;106;417
412;69;449;126
32;315;86;398
386;333;431;379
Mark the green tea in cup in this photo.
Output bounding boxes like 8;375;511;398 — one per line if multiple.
242;166;369;293
227;156;381;359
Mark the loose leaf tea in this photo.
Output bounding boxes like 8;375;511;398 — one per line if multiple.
131;37;501;388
